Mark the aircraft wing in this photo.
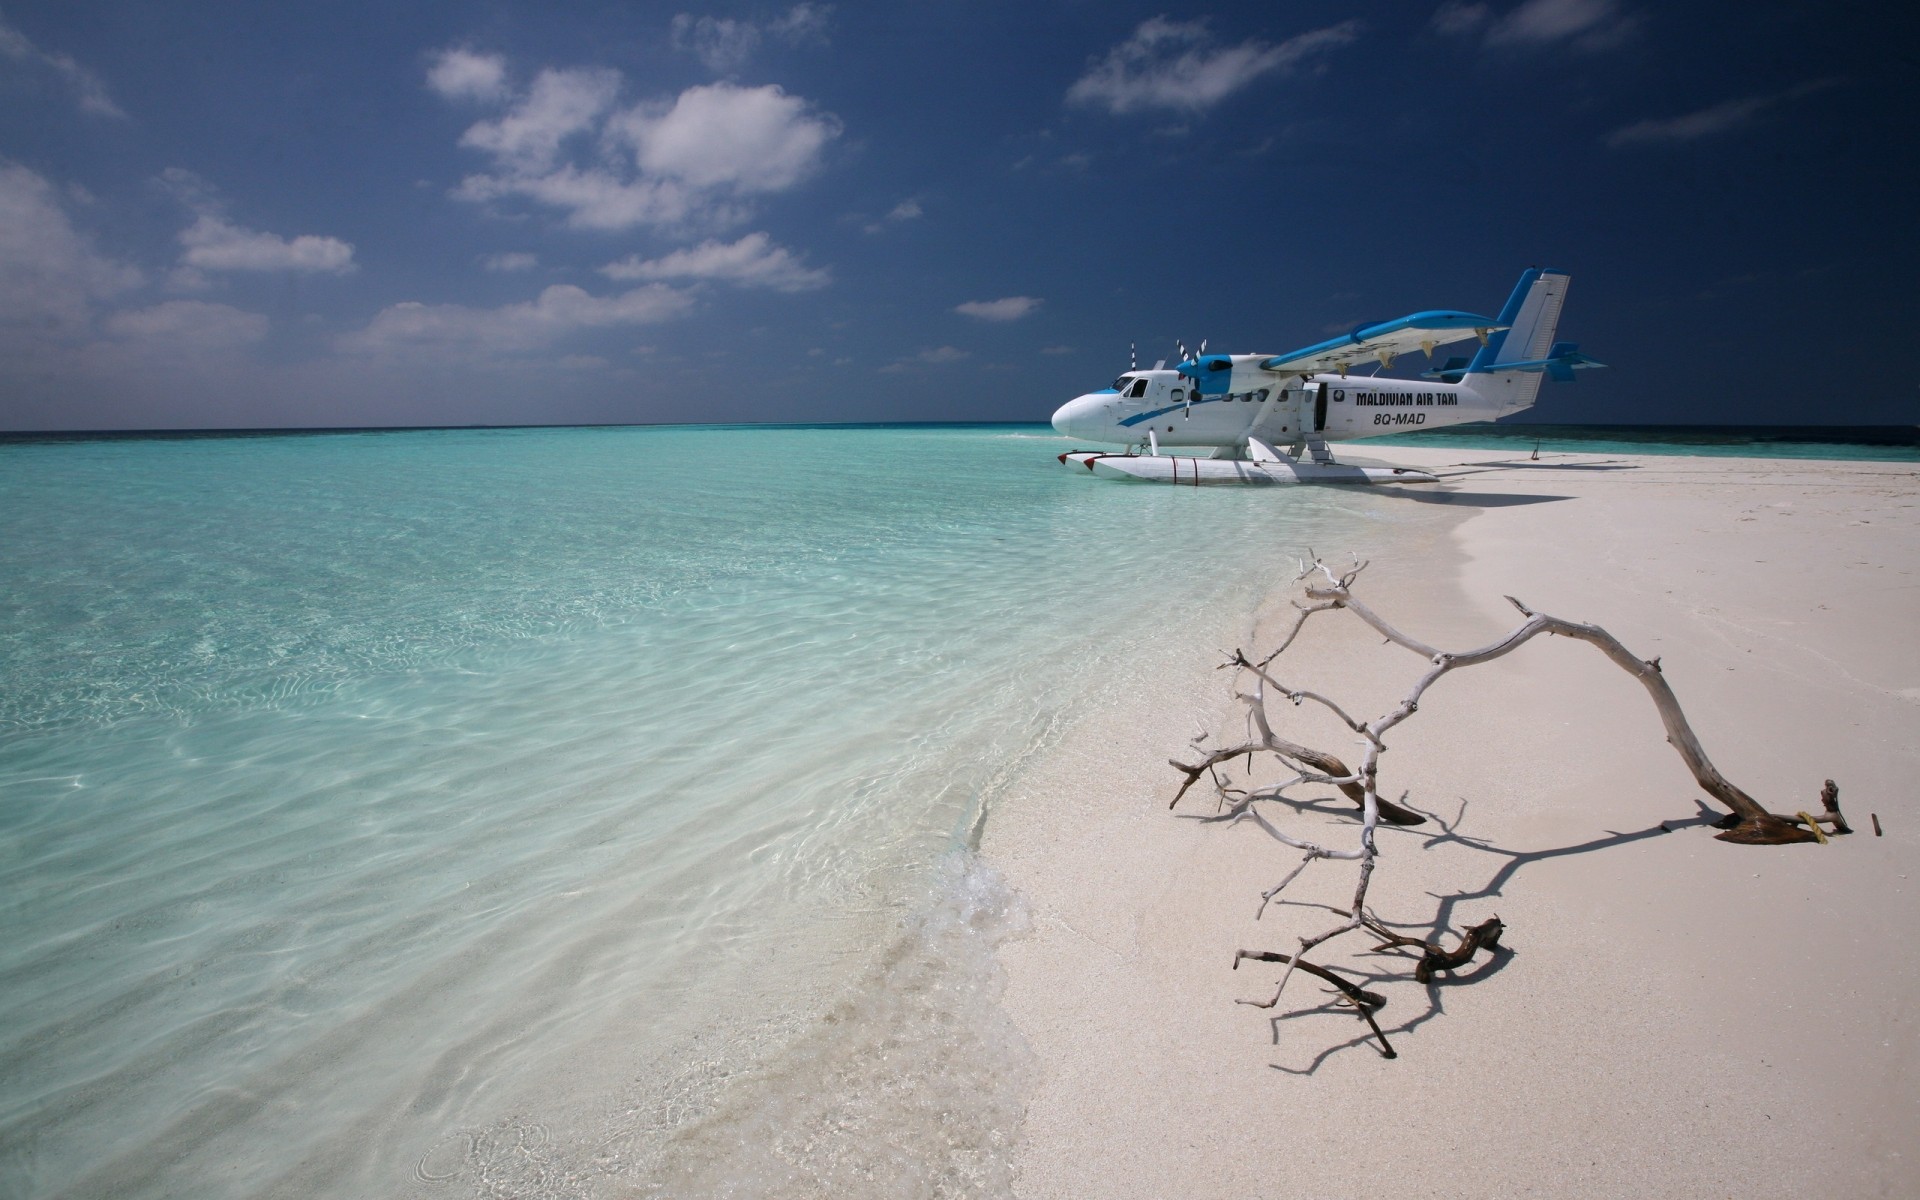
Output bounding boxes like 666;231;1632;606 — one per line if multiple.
1258;309;1504;376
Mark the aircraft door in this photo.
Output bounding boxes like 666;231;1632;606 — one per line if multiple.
1313;383;1329;432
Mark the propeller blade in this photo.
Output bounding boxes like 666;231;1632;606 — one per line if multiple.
1129;341;1137;371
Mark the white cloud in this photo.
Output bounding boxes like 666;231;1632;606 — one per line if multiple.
165;265;214;293
482;251;539;271
955;296;1042;321
0;14;126;118
864;197;923;233
427;48;509;102
770;4;833;44
179;215;356;273
1430;2;1491;35
612;83;840;193
670;5;833;72
340;283;694;355
1438;0;1639;50
670;16;760;73
1605;96;1769;147
600;231;829;291
459;67;621;173
437;53;840;232
454;165;710;232
0;160;142;339
156;168;356;275
878;346;970;373
1604;81;1836;148
1487;0;1626;44
105;300;268;348
1068;17;1360;115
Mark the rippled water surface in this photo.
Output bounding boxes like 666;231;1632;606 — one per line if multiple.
0;425;1387;1198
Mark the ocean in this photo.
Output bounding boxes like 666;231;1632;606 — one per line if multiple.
0;423;1416;1199
2;420;1900;1198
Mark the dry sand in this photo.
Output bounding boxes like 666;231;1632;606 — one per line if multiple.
983;446;1919;1198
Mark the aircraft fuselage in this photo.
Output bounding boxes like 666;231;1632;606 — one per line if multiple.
1050;365;1508;449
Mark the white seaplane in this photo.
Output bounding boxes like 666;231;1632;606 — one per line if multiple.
1051;267;1603;484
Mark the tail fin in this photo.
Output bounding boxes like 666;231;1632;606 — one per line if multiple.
1466;268;1571;413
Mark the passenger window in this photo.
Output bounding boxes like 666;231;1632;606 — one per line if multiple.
1128;379;1148;398
1255;389;1268;402
1171;389;1185;401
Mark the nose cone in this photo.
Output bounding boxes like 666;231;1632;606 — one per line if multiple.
1052;393;1102;438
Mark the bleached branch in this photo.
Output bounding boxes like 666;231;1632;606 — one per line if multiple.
1173;557;1852;1061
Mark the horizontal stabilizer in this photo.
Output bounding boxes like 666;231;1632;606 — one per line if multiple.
1419;355;1470;383
1482;340;1607;382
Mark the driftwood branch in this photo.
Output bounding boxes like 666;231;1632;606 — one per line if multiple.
1364;915;1506;984
1233;950;1396;1059
1176;558;1851;1060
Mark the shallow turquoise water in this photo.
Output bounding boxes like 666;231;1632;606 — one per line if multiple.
0;425;1402;1198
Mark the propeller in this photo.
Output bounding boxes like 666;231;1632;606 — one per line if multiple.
1129;341;1137;371
1176;338;1211;418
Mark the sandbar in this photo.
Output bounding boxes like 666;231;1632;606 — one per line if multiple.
984;446;1918;1198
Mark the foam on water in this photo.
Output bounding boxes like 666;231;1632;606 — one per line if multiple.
0;426;1381;1197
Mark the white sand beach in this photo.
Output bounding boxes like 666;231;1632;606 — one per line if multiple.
984;447;1919;1198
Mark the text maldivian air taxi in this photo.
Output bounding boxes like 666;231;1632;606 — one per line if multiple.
1051;267;1603;484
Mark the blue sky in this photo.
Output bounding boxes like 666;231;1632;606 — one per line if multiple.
1;0;1912;430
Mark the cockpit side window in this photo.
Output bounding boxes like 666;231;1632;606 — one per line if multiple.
1127;378;1148;398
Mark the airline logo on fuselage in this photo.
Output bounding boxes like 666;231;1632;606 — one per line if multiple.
1351;391;1458;407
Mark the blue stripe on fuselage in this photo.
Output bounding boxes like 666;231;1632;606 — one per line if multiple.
1117;395;1226;427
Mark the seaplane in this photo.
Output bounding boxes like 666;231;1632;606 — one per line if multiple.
1051;267;1603;484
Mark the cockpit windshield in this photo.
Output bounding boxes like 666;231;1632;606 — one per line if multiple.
1111;375;1132;392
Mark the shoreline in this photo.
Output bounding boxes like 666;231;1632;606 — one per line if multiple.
983;447;1918;1198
